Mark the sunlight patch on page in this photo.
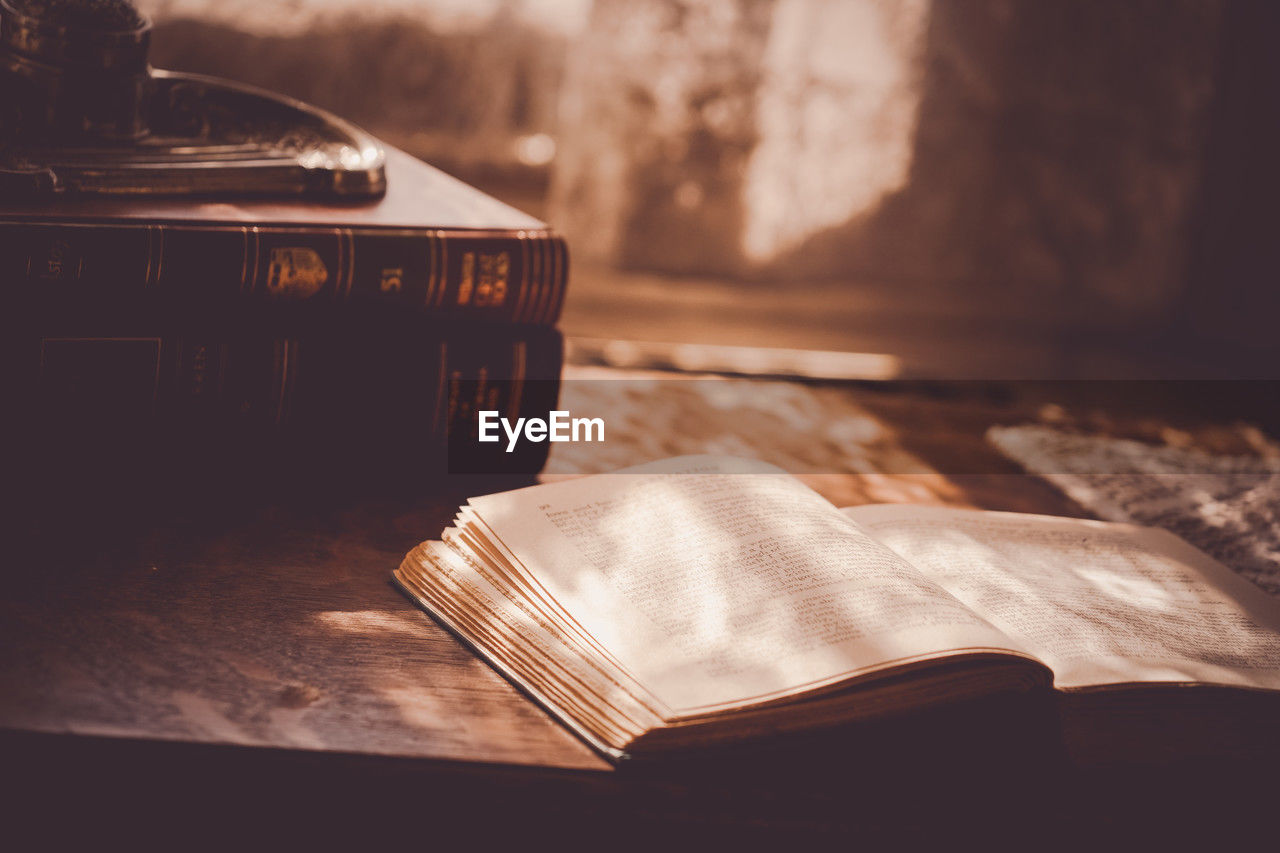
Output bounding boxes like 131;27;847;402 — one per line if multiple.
470;456;1022;712
1075;569;1179;612
849;504;1280;690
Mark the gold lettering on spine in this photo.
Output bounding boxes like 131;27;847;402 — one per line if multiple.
30;232;83;281
475;251;509;307
458;251;475;305
496;252;510;306
264;247;327;298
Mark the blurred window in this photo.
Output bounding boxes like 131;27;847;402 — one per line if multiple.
138;0;1274;378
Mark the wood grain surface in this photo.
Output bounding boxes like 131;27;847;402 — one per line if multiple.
2;370;1275;843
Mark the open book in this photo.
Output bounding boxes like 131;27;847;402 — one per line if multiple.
394;456;1280;761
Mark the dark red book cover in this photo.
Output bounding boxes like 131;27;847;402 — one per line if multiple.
1;146;569;325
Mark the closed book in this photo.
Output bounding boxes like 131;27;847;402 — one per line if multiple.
0;147;568;326
5;317;564;484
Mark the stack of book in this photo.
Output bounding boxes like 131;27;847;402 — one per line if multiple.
1;146;568;481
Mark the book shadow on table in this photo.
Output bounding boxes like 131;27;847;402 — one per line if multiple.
4;422;541;539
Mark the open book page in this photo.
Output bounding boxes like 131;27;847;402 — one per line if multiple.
466;456;1032;715
397;540;663;750
846;505;1280;690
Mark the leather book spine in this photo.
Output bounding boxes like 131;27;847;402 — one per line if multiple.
30;332;298;431
13;322;564;476
1;221;569;325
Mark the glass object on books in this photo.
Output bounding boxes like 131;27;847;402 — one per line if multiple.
0;0;386;199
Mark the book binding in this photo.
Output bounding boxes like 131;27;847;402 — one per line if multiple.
3;220;569;325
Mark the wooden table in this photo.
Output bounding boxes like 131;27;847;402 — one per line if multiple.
2;369;1276;846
